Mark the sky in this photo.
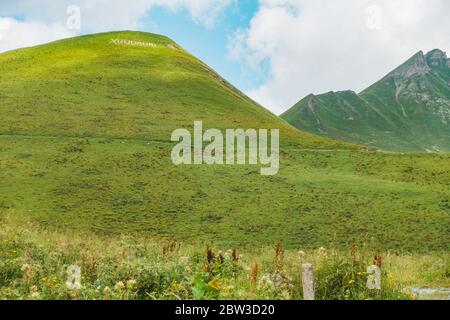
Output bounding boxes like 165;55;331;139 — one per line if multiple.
0;0;449;115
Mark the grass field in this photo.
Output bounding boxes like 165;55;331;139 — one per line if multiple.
1;134;448;251
1;214;448;300
0;31;448;299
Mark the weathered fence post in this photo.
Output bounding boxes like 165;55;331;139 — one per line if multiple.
302;263;315;300
366;265;382;290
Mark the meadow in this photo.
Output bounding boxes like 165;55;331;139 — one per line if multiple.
0;135;448;252
1;213;448;300
0;31;448;299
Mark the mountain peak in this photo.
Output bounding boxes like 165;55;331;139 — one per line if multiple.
283;48;450;152
389;50;430;79
425;48;449;68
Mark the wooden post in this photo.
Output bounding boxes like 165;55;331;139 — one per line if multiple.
302;263;315;300
367;265;381;290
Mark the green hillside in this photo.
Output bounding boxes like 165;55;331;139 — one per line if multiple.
282;49;450;152
0;32;449;252
0;31;344;149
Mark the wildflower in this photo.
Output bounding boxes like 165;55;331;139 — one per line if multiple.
348;279;356;285
115;281;125;291
70;291;78;300
30;285;40;299
206;245;215;265
172;281;179;289
126;279;137;290
21;263;31;272
250;262;258;293
374;254;382;268
179;256;189;264
281;290;290;299
21;263;33;278
103;286;111;300
231;248;239;262
351;244;357;255
208;278;222;290
275;243;284;272
259;274;275;290
272;273;284;288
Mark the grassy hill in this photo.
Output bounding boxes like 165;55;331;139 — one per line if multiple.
282;50;450;152
0;31;344;149
0;31;449;253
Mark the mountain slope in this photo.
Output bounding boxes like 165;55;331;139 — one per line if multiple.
0;32;448;252
0;31;349;149
282;49;450;151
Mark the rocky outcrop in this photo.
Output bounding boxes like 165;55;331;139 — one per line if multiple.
283;48;450;151
425;49;448;68
390;51;430;79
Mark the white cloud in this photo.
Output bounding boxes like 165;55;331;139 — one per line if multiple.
160;0;234;28
0;17;74;53
229;0;450;114
0;0;233;31
0;0;233;53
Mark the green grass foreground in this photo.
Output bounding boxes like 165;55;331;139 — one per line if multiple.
0;214;448;300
